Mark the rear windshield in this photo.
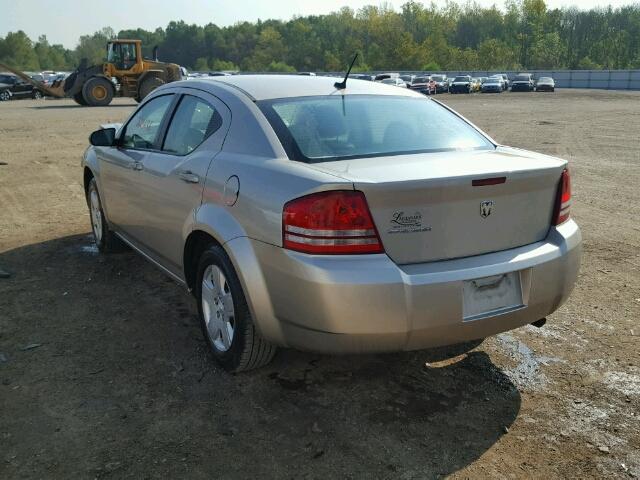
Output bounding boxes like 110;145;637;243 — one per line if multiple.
515;75;530;81
258;95;494;163
431;75;445;81
454;76;470;82
413;77;428;83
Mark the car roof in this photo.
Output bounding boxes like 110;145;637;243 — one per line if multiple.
186;74;423;101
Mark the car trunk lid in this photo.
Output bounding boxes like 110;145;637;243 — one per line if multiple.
308;146;566;265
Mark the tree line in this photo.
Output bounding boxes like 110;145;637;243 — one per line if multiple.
2;0;640;73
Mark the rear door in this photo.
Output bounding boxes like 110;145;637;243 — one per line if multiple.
126;89;230;274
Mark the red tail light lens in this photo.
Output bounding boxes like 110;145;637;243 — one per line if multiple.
283;190;384;254
553;168;571;225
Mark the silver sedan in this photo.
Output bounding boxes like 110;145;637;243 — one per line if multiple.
82;75;581;371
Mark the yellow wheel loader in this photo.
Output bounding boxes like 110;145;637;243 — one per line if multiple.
0;39;181;106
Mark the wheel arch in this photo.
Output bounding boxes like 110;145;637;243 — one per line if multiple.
183;230;222;292
83;166;94;196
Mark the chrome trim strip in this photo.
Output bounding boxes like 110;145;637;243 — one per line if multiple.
285;234;378;246
114;232;186;286
285;225;376;237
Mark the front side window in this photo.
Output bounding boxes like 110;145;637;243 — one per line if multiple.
259;95;494;163
162;95;221;155
122;95;173;150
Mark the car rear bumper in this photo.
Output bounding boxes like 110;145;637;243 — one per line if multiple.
227;220;581;354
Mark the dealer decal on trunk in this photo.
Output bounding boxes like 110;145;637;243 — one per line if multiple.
388;211;432;234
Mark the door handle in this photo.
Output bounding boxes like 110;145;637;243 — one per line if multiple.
132;161;143;171
179;170;200;183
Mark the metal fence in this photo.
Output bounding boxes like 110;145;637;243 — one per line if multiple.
358;70;640;90
196;69;640;90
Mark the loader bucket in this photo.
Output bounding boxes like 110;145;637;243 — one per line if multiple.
0;62;67;98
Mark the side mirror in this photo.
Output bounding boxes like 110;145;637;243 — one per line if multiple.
89;127;116;147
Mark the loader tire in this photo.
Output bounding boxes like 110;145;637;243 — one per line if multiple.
73;92;87;106
82;77;114;106
138;76;165;101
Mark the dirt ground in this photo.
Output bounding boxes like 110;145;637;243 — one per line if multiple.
1;89;639;479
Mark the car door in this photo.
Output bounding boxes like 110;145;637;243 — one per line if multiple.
123;89;231;276
97;93;176;239
13;78;30;97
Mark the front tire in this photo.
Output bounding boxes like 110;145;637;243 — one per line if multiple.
196;245;276;372
86;178;122;253
82;77;114;106
32;90;44;99
0;90;10;101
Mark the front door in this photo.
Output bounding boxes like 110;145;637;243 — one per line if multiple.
97;94;175;239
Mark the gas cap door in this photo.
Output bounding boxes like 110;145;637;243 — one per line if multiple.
223;175;240;206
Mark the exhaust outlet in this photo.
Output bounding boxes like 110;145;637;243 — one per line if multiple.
531;318;547;328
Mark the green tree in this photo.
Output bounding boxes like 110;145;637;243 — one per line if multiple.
247;27;287;71
0;31;40;70
75;27;115;65
193;57;209;71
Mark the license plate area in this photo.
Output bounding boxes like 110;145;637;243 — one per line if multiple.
463;271;524;321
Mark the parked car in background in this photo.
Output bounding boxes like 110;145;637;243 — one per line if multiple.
380;77;408;88
511;73;535;92
495;74;510;90
399;74;415;86
479;76;488;85
449;75;473;93
83;74;581;372
431;74;449;93
488;74;506;90
481;77;504;93
0;73;44;100
536;77;555;92
374;72;400;82
351;74;374;81
408;75;432;95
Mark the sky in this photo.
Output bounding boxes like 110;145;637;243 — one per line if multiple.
2;0;638;48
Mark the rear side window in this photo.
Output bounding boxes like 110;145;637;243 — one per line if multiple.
259;95;493;163
122;95;174;150
162;95;221;155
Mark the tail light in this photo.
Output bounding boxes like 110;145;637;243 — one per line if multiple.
552;168;571;225
283;190;384;254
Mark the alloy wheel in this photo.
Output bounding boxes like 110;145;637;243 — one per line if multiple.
89;189;103;243
201;265;235;352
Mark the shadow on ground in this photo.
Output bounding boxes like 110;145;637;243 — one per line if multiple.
0;234;521;479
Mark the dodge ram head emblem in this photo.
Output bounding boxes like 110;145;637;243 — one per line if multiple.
480;200;494;218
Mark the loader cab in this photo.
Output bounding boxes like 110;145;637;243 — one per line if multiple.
106;40;142;72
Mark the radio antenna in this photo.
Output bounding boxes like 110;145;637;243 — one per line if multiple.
334;53;359;90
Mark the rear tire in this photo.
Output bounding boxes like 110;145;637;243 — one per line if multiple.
82;77;114;106
0;90;10;101
196;245;276;372
32;90;44;99
138;76;165;101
